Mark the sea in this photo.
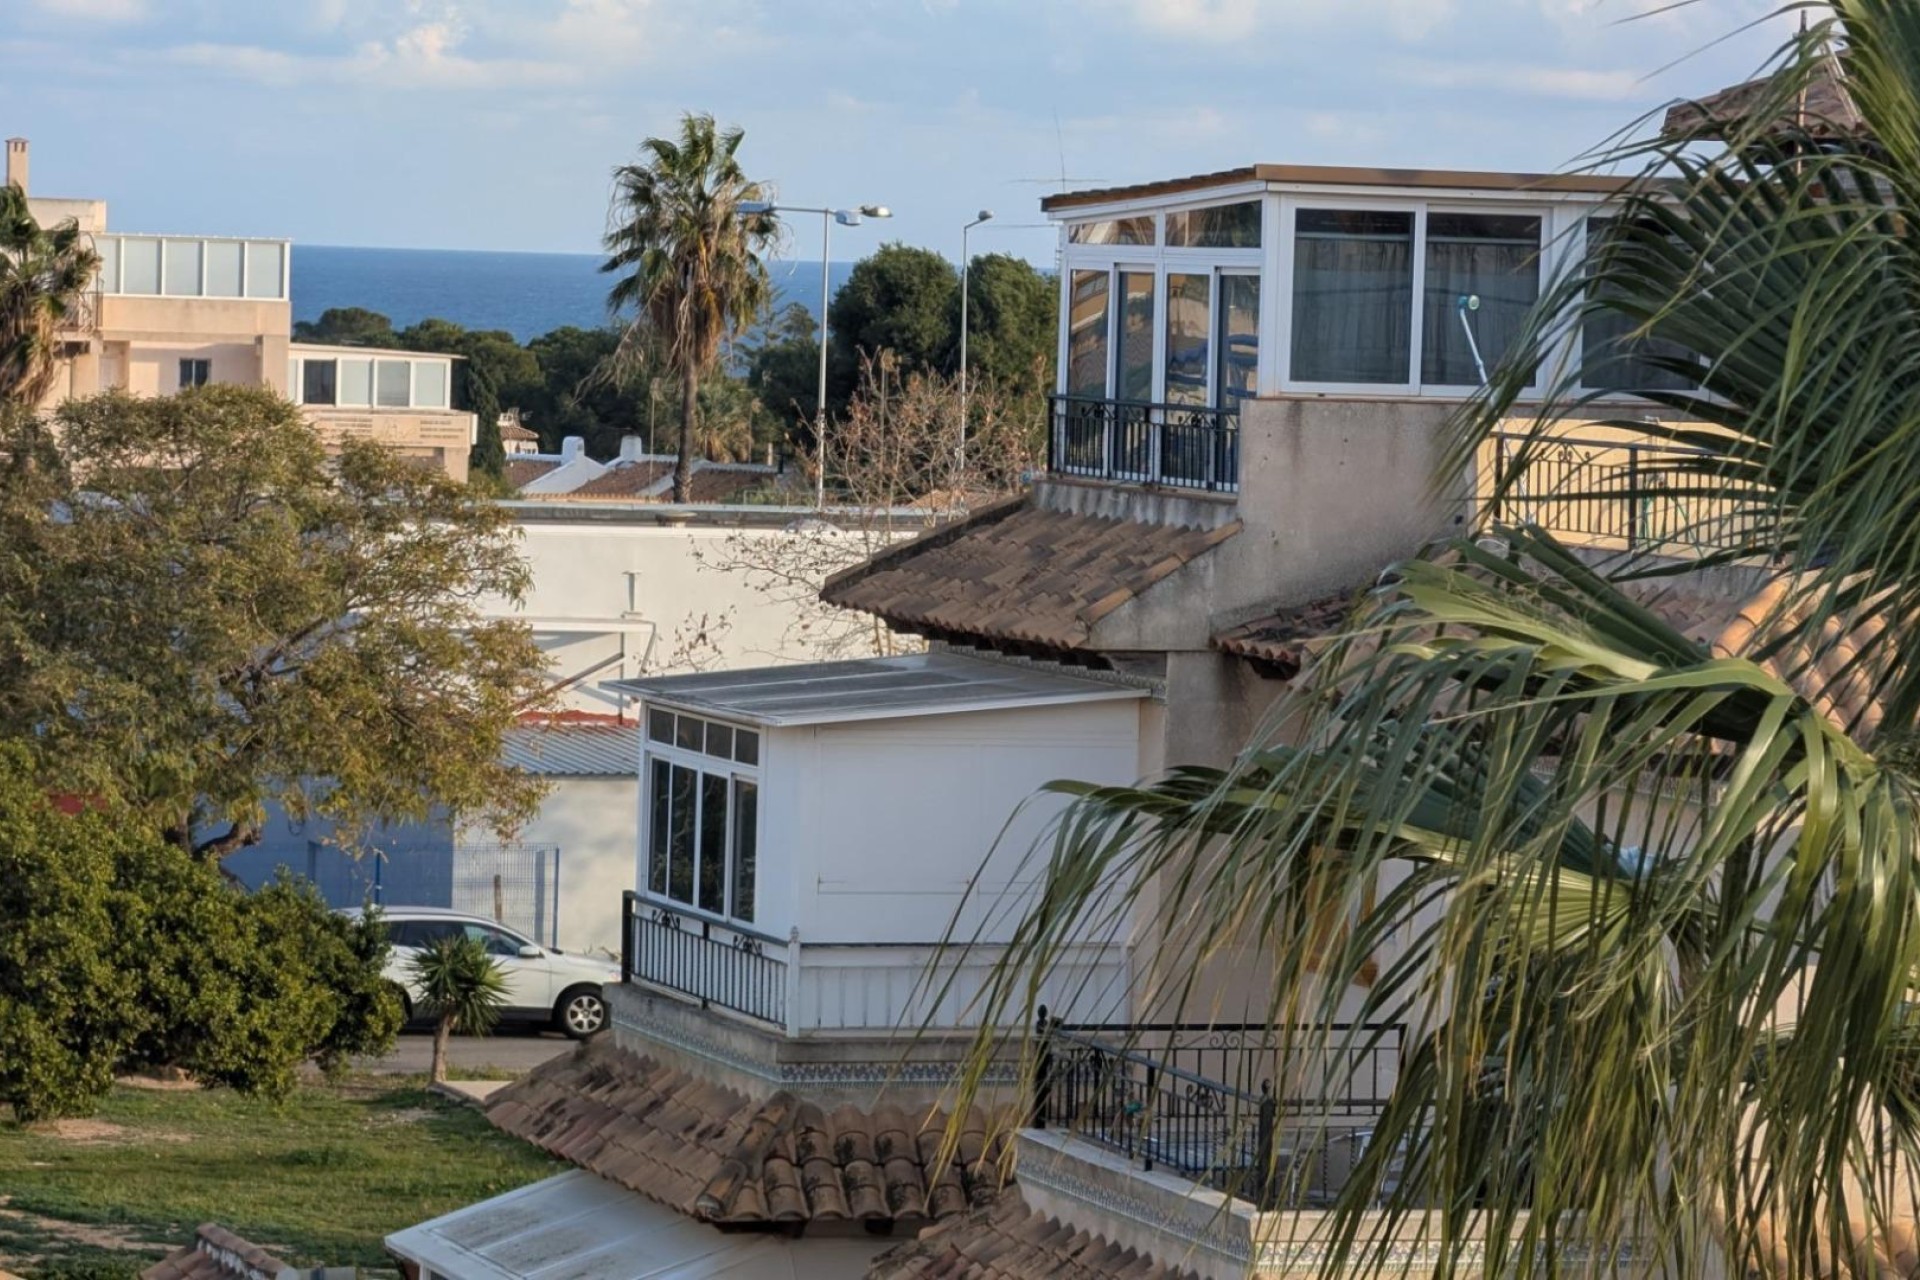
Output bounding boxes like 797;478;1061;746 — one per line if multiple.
291;245;858;344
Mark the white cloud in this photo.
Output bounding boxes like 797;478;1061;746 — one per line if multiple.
1396;57;1643;101
163;18;574;91
30;0;145;20
1114;0;1454;44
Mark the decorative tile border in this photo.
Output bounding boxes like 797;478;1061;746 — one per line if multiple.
1017;1142;1255;1266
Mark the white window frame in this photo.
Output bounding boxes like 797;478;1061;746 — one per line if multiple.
1415;202;1554;398
639;708;763;927
1280;196;1426;397
412;358;451;411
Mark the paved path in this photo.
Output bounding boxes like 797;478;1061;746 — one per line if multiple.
359;1027;576;1076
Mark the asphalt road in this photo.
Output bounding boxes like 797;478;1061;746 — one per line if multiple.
359;1026;577;1076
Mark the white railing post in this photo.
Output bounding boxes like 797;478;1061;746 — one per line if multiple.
784;927;802;1039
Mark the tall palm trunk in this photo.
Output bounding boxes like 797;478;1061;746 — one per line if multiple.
675;362;697;503
430;1012;454;1085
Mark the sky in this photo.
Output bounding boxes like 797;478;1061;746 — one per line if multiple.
1;0;1804;265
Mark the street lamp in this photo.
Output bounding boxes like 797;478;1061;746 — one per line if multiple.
958;210;993;484
741;199;892;507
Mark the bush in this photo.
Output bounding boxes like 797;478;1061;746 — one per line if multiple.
0;747;401;1120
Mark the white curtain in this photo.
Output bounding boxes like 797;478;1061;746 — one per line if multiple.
1291;212;1413;384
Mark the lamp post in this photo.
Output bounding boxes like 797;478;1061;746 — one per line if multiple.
741;200;891;508
958;210;993;485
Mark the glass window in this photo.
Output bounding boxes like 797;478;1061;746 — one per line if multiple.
301;359;337;406
375;360;412;408
122;237;161;294
705;722;733;760
1218;275;1260;409
647;758;670;894
163;239;202;297
731;779;757;922
1116;271;1155;401
735;729;758;766
1291;208;1414;385
1164;274;1211;406
647;708;674;744
675;716;703;752
698;773;728;916
1582;218;1698;393
414;361;449;410
1422;213;1540;386
178;358;210;389
338;359;372;406
668;763;697;903
204;241;243;297
245;242;284;299
1066;270;1110;397
95;237;119;293
1167;202;1261;248
1068;217;1154;245
464;923;526;957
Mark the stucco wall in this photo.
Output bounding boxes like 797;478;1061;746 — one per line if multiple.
508;774;638;959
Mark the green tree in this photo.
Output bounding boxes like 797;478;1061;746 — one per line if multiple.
291;307;398;347
0;386;551;862
0;184;98;407
826;243;957;410
745;302;820;447
0;745;399;1120
949;252;1055;391
963;7;1920;1277
408;934;508;1085
603;113;779;501
525;326;650;457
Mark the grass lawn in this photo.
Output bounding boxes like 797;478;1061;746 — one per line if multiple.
0;1076;559;1279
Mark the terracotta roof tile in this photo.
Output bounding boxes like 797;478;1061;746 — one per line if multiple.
500;421;539;441
140;1226;290;1280
570;459;674;498
1663;56;1865;142
1212;591;1362;677
486;1042;1011;1228
868;1197;1202;1280
822;499;1240;650
505;458;560;489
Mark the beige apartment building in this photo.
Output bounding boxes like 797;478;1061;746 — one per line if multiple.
9;138;477;482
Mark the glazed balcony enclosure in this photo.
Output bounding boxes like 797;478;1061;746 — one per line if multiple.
605;652;1145;1041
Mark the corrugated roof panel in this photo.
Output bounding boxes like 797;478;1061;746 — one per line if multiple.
503;724;639;776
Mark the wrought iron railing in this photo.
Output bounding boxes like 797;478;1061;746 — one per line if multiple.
621;890;787;1028
1032;1011;1402;1209
1481;430;1766;555
1048;394;1240;493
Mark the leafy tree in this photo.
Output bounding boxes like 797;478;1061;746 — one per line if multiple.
951;252;1056;393
603;113;779;500
826;243;957;410
292;307;399;347
0;386;551;862
0;184;98;407
0;745;399;1120
525;325;653;458
745;302;821;447
408;934;508;1085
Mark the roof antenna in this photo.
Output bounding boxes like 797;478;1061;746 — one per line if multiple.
1053;107;1070;193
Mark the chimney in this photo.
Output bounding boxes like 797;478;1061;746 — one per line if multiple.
5;139;27;194
560;436;585;462
618;433;650;463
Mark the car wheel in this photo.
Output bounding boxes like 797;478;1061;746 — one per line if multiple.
556;986;607;1040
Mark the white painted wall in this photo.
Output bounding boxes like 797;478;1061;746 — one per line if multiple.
500;773;638;960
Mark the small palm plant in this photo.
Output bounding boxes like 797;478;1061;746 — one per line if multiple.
407;935;508;1085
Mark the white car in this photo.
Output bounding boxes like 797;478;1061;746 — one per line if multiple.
350;906;620;1039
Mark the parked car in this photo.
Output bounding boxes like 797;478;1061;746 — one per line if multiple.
345;906;619;1039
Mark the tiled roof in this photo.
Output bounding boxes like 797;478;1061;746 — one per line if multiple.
1212;592;1360;678
821;499;1241;651
500;420;539;441
685;466;774;504
486;1043;1011;1228
505;458;561;489
1663;57;1865;141
569;459;674;498
141;1226;289;1280
868;1197;1202;1280
502;720;639;777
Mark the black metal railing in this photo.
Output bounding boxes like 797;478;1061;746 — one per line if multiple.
1048;394;1240;494
1031;1011;1402;1209
621;890;787;1028
1482;431;1766;556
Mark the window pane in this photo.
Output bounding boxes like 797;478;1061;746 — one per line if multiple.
245;242;284;299
122;237;161;294
734;730;759;765
1167;202;1261;248
676;715;703;752
302;359;337;406
205;241;243;297
647;708;674;744
465;924;523;957
339;359;373;406
1291;209;1413;385
1421;213;1540;386
1218;275;1260;409
414;361;449;409
705;723;733;760
1164;274;1211;407
1066;270;1109;397
647;758;670;894
163;239;202;297
95;237;119;293
376;359;411;408
698;772;728;915
1068;217;1154;245
731;780;757;923
1582;218;1698;392
1116;272;1155;401
668;764;697;904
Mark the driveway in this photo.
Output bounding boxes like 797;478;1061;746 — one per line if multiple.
358;1026;576;1076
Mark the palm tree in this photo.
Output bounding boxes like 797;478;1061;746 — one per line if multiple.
0;184;98;408
960;5;1920;1276
408;935;508;1085
602;113;778;502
